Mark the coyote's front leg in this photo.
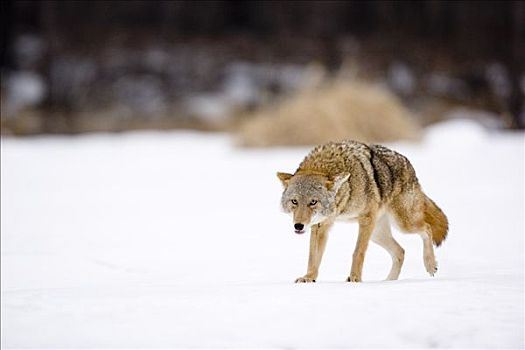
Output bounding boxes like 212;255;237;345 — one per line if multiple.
295;221;333;283
347;214;376;282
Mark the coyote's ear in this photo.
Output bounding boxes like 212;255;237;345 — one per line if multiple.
277;172;293;187
326;173;350;192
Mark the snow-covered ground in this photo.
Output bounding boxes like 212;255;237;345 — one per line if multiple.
1;120;524;348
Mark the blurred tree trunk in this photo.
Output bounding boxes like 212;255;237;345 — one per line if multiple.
508;0;525;128
1;0;15;70
40;0;73;133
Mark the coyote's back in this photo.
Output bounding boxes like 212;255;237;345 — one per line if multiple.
298;141;421;203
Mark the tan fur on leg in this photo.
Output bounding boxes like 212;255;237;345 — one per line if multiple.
421;224;438;276
371;215;405;280
295;221;332;283
347;212;376;282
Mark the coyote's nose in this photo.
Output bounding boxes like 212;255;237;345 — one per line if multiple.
294;223;304;231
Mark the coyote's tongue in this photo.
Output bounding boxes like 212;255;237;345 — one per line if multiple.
295;229;305;235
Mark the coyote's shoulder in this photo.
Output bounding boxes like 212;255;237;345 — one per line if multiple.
297;140;369;176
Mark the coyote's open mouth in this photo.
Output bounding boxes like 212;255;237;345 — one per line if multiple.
294;229;305;234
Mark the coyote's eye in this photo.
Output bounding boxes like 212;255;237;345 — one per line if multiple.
309;199;318;206
291;199;298;205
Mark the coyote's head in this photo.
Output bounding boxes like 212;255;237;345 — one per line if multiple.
277;172;349;234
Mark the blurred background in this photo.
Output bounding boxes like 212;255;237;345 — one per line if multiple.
1;0;524;144
2;3;525;347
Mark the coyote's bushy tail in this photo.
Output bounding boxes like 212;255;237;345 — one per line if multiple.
424;195;449;247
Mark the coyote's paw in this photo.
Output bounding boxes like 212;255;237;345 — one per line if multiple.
425;257;438;277
295;276;316;283
346;274;362;283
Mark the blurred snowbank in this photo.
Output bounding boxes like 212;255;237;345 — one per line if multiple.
1;71;46;116
182;62;309;123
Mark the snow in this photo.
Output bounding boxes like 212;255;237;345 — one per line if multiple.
388;62;416;96
1;120;524;348
2;71;46;115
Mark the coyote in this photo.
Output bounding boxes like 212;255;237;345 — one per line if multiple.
277;141;448;283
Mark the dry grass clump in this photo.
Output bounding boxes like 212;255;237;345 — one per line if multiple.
236;80;422;147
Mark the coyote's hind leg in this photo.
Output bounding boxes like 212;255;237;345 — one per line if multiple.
390;192;438;277
371;215;405;280
421;223;438;276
